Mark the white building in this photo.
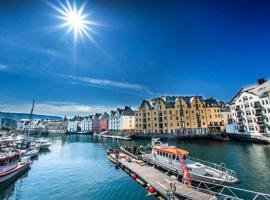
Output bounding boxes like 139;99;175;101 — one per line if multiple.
109;106;135;133
18;119;46;131
67;116;92;133
227;79;270;136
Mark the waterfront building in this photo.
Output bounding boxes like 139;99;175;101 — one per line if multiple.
99;112;110;133
109;106;135;134
92;113;101;133
18;119;46;132
134;96;223;134
67;116;92;133
0;118;17;130
45;117;68;133
92;112;109;133
226;79;270;137
220;106;232;131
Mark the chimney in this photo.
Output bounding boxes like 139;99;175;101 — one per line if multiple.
258;78;266;85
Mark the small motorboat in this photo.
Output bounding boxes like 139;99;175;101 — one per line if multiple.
0;148;32;183
142;138;240;186
210;133;230;141
21;146;39;158
119;145;145;160
35;138;52;149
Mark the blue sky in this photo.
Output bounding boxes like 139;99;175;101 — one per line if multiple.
0;0;270;117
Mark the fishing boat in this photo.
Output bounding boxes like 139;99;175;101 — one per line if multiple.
0;148;32;183
142;138;240;186
35;138;52;149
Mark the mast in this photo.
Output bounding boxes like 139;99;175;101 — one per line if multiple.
29;100;35;121
27;100;35;137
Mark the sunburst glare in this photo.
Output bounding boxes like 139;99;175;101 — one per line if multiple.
48;0;97;43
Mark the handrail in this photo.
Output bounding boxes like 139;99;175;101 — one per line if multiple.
191;179;270;200
142;155;270;200
188;156;237;178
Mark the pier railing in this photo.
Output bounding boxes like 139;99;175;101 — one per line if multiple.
191;180;270;200
187;156;237;178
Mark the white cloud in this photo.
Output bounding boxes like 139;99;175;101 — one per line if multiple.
65;75;154;95
0;101;114;118
0;64;8;71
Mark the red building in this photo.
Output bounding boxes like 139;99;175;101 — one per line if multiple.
99;112;109;132
92;112;109;133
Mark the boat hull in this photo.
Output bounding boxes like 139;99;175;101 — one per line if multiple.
143;156;239;186
0;162;31;184
39;144;51;149
227;133;270;144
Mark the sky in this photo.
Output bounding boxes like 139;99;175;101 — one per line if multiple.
0;0;270;117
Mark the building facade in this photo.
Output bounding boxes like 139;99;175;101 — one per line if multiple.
67;116;92;133
226;79;270;136
99;112;110;133
109;106;135;133
92;112;109;133
134;96;223;134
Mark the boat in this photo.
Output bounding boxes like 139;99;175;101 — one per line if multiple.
101;134;132;141
21;146;39;158
209;133;230;141
35;138;52;149
119;145;146;160
141;138;240;186
0;148;32;183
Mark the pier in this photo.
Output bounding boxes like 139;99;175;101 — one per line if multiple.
109;153;217;200
109;152;270;200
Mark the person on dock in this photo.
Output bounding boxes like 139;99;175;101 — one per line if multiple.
115;150;119;159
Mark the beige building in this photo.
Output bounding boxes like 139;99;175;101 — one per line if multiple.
135;96;223;134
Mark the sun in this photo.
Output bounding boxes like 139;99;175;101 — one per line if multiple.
48;0;97;43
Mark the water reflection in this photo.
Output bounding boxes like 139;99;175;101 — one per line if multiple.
0;135;269;200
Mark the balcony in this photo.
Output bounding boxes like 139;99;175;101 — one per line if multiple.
257;121;264;125
254;102;261;109
255;111;263;116
235;106;241;111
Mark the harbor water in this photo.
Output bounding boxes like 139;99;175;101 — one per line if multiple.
0;135;269;200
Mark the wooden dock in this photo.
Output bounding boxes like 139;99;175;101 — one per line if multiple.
110;154;217;200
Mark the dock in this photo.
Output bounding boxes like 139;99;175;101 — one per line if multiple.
109;153;217;200
101;134;132;140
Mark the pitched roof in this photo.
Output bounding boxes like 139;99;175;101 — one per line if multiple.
205;98;218;107
229;79;270;104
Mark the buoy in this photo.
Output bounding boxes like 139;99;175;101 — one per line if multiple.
131;174;137;180
148;186;155;193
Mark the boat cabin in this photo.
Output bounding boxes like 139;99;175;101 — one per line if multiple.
0;149;20;173
151;146;207;175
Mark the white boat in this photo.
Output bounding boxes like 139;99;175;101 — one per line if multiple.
21;147;39;158
142;138;240;186
0;148;32;183
35;138;52;149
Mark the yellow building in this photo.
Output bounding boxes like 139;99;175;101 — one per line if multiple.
134;96;223;134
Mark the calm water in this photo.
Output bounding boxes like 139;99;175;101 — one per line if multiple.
0;135;269;200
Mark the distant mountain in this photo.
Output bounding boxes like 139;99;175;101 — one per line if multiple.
0;112;63;122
